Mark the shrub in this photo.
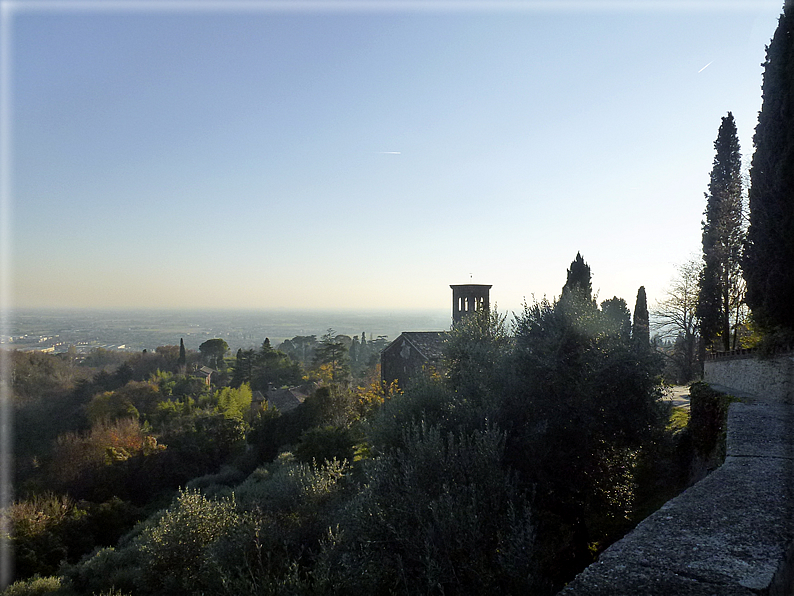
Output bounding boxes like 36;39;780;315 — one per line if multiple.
365;375;476;454
688;381;736;467
185;465;246;493
5;492;142;587
62;545;142;596
0;575;63;596
234;456;348;515
316;423;539;595
170;457;352;595
136;489;243;595
293;426;357;465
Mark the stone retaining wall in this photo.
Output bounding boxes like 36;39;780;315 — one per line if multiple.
704;350;794;404
558;384;794;595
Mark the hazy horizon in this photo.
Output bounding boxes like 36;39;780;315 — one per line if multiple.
6;306;456;353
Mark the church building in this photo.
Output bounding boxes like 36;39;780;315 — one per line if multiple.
380;284;491;390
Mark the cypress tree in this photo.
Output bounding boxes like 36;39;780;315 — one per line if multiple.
561;252;593;301
178;338;187;368
632;286;650;350
745;1;794;335
698;112;744;351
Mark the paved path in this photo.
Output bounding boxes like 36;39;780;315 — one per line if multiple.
662;384;691;409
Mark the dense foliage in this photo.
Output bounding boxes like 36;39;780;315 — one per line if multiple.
745;3;794;338
698;112;745;351
229;341;302;391
4;262;693;595
632;286;650;351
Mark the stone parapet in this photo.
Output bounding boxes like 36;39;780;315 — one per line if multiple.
558;386;794;596
704;352;794;404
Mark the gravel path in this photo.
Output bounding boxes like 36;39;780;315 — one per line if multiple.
663;385;691;409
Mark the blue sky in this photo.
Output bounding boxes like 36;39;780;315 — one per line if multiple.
2;0;784;316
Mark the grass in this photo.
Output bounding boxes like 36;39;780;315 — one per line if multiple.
667;406;690;433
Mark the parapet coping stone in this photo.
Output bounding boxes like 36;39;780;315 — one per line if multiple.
558;385;794;596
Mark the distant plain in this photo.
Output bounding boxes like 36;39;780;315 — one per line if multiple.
6;308;453;354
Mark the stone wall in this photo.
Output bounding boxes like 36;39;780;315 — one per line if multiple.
704;349;794;404
558;353;794;594
558;384;794;595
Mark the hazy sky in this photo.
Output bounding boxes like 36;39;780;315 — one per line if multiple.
2;0;785;316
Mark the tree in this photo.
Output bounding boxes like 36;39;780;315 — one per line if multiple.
698;112;745;351
214;383;252;421
349;335;360;364
561;252;593;301
313;329;350;386
251;343;302;391
744;4;794;337
443;304;512;402
198;339;229;370
510;281;665;575
178;338;186;371
277;335;317;367
601;297;631;341
651;258;702;383
632;286;650;351
230;348;254;387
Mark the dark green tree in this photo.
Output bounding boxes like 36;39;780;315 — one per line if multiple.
178;338;186;370
601;297;631;341
744;3;794;337
510;284;665;579
443;305;512;402
198;339;229;370
277;335;317;367
349;335;360;363
561;252;593;301
632;286;650;351
231;348;251;387
251;342;302;391
698;112;745;351
313;329;350;385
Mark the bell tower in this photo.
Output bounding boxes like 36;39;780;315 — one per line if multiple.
450;284;492;324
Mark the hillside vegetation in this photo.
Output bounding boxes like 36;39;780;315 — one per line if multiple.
2;257;698;596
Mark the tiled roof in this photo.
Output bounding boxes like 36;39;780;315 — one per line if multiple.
400;331;446;360
266;386;309;413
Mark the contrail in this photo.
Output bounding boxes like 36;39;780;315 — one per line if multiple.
698;61;713;73
377;151;401;154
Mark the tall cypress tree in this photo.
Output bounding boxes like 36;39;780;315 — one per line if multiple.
698;112;744;351
745;1;794;335
178;337;187;369
561;252;593;300
632;286;650;351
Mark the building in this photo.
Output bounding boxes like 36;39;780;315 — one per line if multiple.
251;383;316;414
381;284;490;390
380;331;445;391
195;366;216;386
450;284;491;324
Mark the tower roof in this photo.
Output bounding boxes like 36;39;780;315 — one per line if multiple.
450;284;493;289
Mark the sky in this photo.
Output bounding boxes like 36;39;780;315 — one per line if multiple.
1;0;786;317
